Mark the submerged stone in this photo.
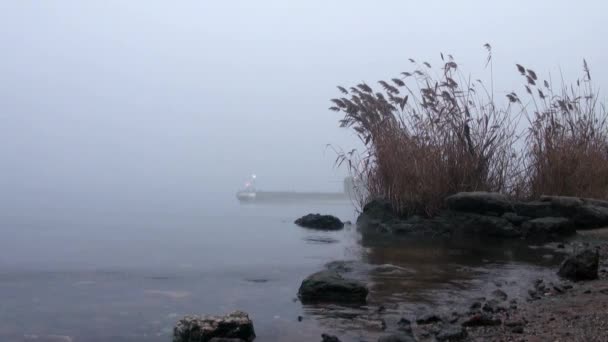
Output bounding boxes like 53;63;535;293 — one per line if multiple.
298;270;368;304
173;311;255;342
295;214;344;230
558;248;599;281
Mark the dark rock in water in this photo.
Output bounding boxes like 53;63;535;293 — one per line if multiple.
416;313;442;325
573;204;608;228
173;311;255;342
482;299;507;313
502;212;529;226
295;214;344;230
397;318;412;334
209;339;246;342
436;325;467;341
445;192;513;215
461;313;501;327
557;248;599;281
377;332;417;342
491;289;508;301
321;333;341;342
449;213;520;238
521;217;573;240
514;201;557;218
359;200;397;223
511;325;524;334
469;301;482;311
298;270;368;303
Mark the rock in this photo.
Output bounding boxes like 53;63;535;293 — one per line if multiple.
397;318;412;334
359;200;397;223
173;311;255;342
557;248;599;281
514;201;557;218
321;334;341;342
521;217;574;240
436;325;467;341
511;326;524;334
461;313;501;327
572;204;608;228
502;212;529;225
295;214;344;230
491;289;508;301
469;301;482;311
209;339;245;342
416;313;442;325
482;299;507;313
505;319;525;328
445;192;513;215
298;270;368;303
377;333;417;342
439;212;520;238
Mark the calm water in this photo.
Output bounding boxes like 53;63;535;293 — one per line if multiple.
0;194;570;342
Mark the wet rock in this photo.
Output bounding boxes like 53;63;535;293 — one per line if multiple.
321;333;341;342
505;319;525;328
358;199;397;224
469;301;482;311
209;339;246;342
514;201;557;218
377;332;417;342
461;313;501;327
511;325;524;334
491;289;508;301
572;204;608;228
416;313;442;325
295;214;344;230
445;192;513;215
482;299;507;313
298;270;368;303
557;243;565;249
173;311;255;342
436;325;467;341
397;318;413;334
557;248;599;281
502;212;529;225
521;217;574;240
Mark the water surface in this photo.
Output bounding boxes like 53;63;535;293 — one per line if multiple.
0;194;570;341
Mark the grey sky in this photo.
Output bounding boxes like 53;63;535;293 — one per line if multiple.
1;1;607;211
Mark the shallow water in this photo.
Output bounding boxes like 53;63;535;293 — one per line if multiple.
0;195;575;341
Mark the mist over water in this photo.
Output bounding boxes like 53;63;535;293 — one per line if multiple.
1;1;608;341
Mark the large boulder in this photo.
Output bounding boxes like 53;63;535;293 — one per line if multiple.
358;199;397;224
298;270;368;304
557;248;599;281
521;217;574;240
572;204;608;228
173;311;255;342
438;212;521;238
295;214;344;230
445;192;513;215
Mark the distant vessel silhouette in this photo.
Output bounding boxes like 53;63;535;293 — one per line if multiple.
236;175;354;202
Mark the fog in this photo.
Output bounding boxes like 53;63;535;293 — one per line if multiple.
1;0;607;214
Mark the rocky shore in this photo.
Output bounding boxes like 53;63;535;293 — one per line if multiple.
172;192;608;341
358;192;608;241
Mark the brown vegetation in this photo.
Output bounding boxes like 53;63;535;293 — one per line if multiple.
331;46;608;216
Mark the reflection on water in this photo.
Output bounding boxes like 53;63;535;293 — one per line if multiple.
0;196;589;341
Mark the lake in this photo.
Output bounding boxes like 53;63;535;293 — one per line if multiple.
0;194;567;341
